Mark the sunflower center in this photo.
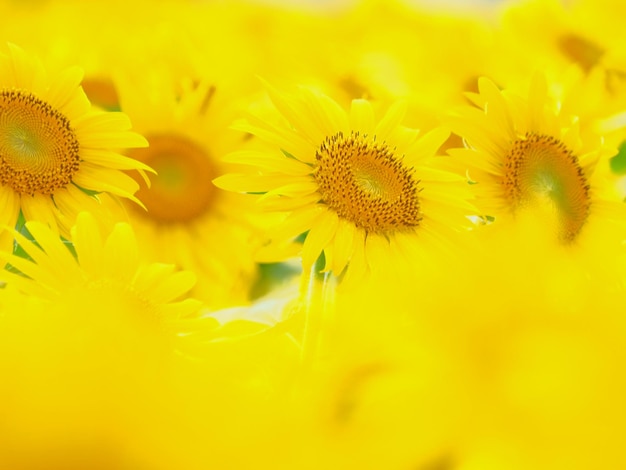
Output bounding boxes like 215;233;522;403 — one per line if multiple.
127;134;218;224
503;132;591;242
314;131;422;233
0;89;80;195
557;33;604;73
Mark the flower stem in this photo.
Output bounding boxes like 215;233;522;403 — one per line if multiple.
300;255;337;369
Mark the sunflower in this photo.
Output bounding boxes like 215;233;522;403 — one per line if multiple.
496;0;621;77
0;43;149;250
322;0;495;128
406;231;626;470
214;85;475;281
447;74;626;246
0;0;221;111
112;72;267;307
0;211;201;337
0;212;205;470
494;0;626;146
164;280;302;470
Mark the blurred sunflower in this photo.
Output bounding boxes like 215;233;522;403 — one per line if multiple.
0;211;205;470
164;279;302;470
322;0;496;130
0;43;149;250
215;85;475;281
0;211;201;336
497;0;625;78
494;0;626;145
114;73;265;307
284;280;469;470
447;74;626;245
0;0;216;110
411;232;626;470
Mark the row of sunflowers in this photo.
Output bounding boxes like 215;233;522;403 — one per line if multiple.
2;0;626;468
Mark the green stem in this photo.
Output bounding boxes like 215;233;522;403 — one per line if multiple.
300;256;337;369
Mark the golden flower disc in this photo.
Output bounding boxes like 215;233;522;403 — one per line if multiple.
0;89;80;196
314;131;422;233
128;134;217;224
557;33;604;72
503;132;591;241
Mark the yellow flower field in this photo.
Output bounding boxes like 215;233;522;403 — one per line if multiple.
1;0;626;468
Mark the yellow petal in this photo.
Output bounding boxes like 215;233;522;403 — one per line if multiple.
24;220;77;276
330;217;355;276
269;204;327;242
102;222;138;282
302;210;339;269
350;99;375;136
72;211;104;278
375;100;407;141
223;150;313;176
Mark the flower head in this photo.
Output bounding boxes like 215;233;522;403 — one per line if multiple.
0;211;203;470
215;85;475;280
447;74;626;245
0;43;149;249
0;211;201;336
114;72;266;306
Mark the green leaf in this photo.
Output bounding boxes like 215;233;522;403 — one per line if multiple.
610;140;626;174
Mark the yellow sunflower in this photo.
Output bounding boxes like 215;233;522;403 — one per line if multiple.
214;85;475;281
404;231;626;470
320;0;495;129
496;0;624;78
112;72;267;307
0;211;201;337
0;43;149;250
0;0;221;110
494;0;626;145
447;74;626;246
0;212;206;470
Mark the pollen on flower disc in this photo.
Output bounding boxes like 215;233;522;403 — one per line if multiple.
127;134;218;224
503;132;591;242
314;131;422;233
0;89;80;195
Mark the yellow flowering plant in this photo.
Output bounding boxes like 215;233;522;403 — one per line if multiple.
1;1;626;469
